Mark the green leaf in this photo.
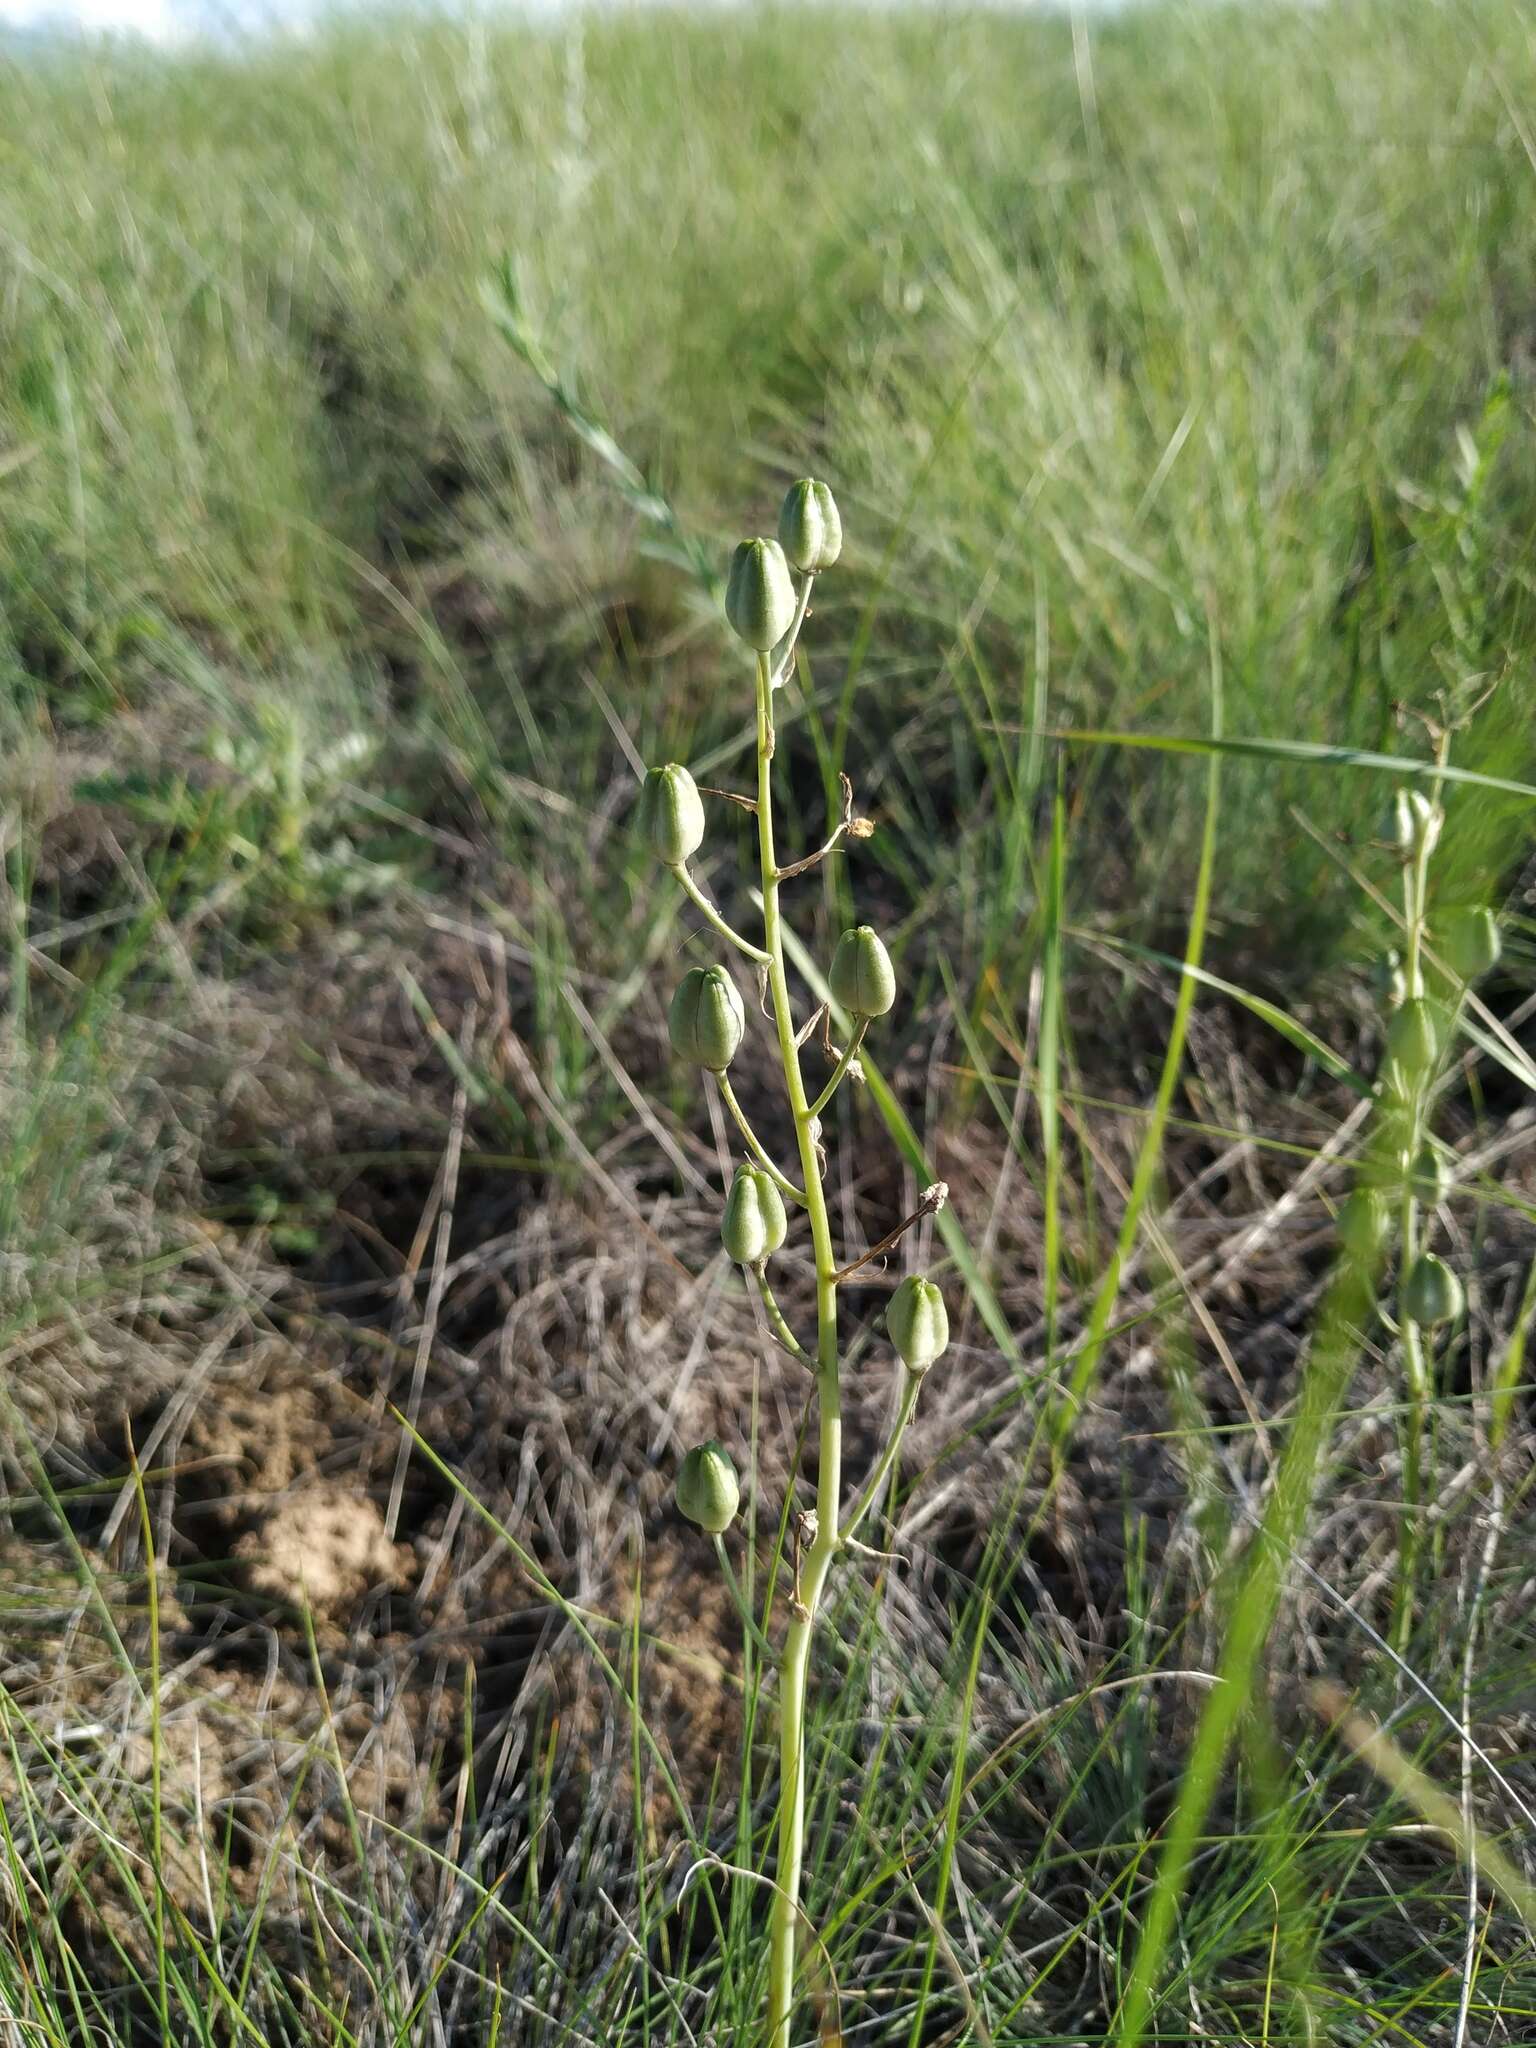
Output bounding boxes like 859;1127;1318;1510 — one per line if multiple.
1040;727;1536;802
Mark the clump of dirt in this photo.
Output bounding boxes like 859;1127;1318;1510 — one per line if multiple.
0;1521;455;1966
163;1359;414;1618
236;1480;412;1615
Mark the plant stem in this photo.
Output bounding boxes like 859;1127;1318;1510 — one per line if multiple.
755;648;842;2048
807;1018;868;1121
716;1072;807;1205
839;1370;921;1548
771;574;815;691
755;1263;811;1366
670;863;773;965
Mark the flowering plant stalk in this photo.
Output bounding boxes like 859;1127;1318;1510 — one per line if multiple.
1374;710;1499;1652
640;483;949;2048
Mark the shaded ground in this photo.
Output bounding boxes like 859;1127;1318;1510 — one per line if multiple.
7;773;1536;2023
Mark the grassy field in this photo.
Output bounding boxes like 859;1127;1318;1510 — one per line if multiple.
3;0;1536;2042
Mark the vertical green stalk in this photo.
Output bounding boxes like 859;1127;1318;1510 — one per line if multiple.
754;647;843;2048
1392;738;1446;1654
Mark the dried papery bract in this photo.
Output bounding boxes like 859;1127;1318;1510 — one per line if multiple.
645;481;947;2048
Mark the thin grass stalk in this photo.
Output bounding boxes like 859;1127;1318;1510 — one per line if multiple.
1045;629;1223;1455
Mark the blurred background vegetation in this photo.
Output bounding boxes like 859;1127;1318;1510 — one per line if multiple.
4;0;1533;992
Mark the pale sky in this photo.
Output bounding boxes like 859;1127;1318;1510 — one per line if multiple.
0;0;321;37
1;0;174;27
0;0;217;34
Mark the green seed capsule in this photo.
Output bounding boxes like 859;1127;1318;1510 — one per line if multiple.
887;1274;949;1373
1402;1252;1463;1329
1410;1140;1451;1207
1384;997;1439;1080
829;925;896;1019
638;762;706;866
778;478;842;574
1439;906;1501;982
669;965;746;1071
721;1162;788;1264
1375;949;1408;1011
725;537;796;650
1389;788;1443;857
676;1441;740;1533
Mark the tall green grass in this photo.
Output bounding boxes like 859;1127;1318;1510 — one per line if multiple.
3;0;1534;964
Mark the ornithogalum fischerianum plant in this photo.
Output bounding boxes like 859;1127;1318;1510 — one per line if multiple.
637;481;951;2048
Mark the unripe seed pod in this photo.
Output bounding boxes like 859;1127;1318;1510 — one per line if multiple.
1338;1187;1390;1263
778;478;842;573
829;925;896;1019
1374;949;1408;1011
1389;788;1443;857
1410;1140;1451;1207
725;537;796;650
676;1441;740;1533
669;965;745;1071
638;762;706;866
887;1274;949;1373
1402;1252;1463;1329
1439;906;1501;982
721;1162;788;1265
1384;996;1439;1079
